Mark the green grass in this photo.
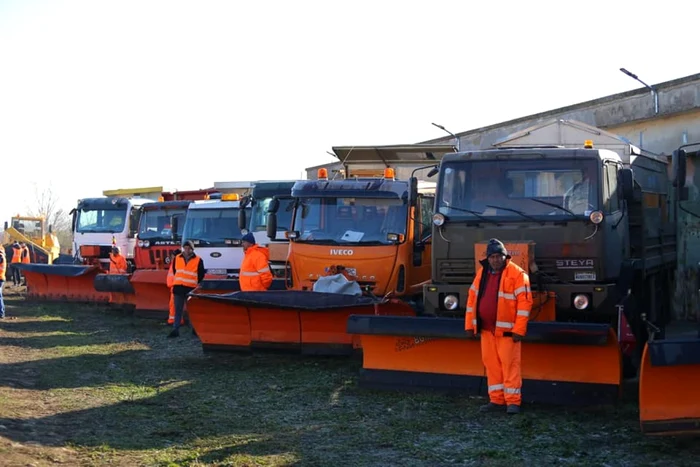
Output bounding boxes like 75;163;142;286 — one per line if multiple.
0;287;698;466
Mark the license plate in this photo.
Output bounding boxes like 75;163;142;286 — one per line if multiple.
207;268;226;275
574;272;596;281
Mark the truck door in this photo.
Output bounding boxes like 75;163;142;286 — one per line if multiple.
411;194;434;287
602;161;626;278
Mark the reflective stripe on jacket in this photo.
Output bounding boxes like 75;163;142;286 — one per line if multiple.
172;254;202;288
465;258;532;337
239;245;272;291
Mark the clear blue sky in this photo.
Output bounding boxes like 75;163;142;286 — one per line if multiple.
0;0;696;226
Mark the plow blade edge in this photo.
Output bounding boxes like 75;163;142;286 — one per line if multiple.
639;337;700;435
187;291;415;355
347;316;622;405
18;264;110;303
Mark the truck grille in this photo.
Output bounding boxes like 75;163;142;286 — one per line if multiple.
438;259;475;284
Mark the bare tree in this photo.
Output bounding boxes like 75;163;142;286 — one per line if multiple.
25;183;73;252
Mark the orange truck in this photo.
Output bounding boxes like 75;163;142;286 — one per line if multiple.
187;144;457;355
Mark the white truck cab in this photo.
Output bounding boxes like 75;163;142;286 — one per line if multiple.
71;196;155;270
181;194;251;277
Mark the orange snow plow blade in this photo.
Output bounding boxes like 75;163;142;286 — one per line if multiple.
347;316;622;405
128;270;172;319
93;273;136;310
188;291;415;355
18;264;110;303
639;337;700;436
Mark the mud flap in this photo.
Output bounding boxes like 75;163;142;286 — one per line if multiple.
17;264;110;303
129;270;171;319
347;316;622;405
639;337;700;435
188;291;412;355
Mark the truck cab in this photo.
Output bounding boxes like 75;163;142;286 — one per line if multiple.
134;200;190;269
423;120;675;366
181;194;251;278
267;144;455;299
71;196;155;270
237;180;297;280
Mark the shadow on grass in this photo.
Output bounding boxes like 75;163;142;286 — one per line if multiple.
1;299;700;466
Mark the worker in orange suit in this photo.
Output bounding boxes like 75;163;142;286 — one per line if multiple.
20;242;31;264
239;232;272;292
166;249;184;326
465;238;533;415
168;240;205;338
10;241;22;287
108;246;128;274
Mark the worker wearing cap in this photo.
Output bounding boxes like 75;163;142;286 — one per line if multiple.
109;246;128;274
465;238;533;415
239;232;272;292
168;240;205;338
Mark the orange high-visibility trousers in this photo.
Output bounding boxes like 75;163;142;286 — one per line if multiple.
167;291;184;325
481;330;522;406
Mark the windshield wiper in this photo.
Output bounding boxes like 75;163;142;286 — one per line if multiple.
527;198;577;218
486;205;544;224
441;206;501;225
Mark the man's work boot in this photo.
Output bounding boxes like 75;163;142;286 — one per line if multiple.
167;329;180;338
479;402;506;413
506;404;520;415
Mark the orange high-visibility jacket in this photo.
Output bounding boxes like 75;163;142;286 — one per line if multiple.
21;246;31;264
239;245;272;291
11;245;22;264
109;253;128;274
465;258;533;337
0;248;6;281
171;254;203;289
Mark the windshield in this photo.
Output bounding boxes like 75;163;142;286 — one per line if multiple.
437;159;600;221
182;207;250;247
76;207;127;233
292;197;407;245
251;197;295;232
138;208;187;241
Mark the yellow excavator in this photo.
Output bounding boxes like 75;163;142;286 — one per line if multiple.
2;215;61;264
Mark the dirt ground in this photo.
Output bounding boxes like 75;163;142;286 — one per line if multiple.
0;285;698;466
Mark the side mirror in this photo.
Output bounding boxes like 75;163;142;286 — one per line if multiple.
268;198;280;214
409;177;418;207
672;149;687;188
619;168;635;202
237;209;247;231
427;166;439;178
240;195;251;209
49;224;53;234
266;212;278;239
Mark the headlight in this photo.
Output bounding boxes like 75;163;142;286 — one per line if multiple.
573;294;590;310
443;294;459;310
433;213;446;226
143;240;150;248
137;240;144;247
589;211;604;224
